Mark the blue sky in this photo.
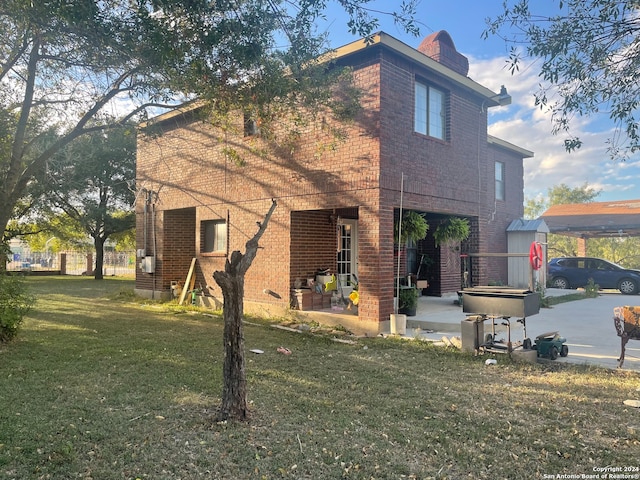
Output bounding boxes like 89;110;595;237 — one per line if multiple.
318;0;640;204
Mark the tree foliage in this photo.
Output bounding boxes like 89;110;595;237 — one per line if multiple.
38;125;136;279
524;182;601;219
484;0;640;159
0;0;419;252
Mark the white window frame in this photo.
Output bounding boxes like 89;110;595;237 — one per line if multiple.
414;81;446;140
202;220;227;253
495;161;505;201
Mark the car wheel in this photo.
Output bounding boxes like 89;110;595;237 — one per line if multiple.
551;277;570;289
618;279;638;295
560;345;569;357
549;346;558;360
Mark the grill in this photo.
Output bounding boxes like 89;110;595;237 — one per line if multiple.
462;287;540;318
460;287;541;354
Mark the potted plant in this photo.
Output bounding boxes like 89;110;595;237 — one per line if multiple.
395;210;429;245
398;286;419;316
433;216;470;247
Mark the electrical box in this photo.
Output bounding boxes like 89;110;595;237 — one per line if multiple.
136;249;146;258
139;256;155;273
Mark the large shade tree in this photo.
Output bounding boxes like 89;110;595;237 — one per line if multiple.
39;124;136;280
484;0;640;160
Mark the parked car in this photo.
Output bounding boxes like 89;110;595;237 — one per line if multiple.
548;257;640;295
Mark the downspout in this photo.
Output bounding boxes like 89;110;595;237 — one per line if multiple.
143;190;149;257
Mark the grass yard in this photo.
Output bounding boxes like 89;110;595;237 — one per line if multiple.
1;276;639;480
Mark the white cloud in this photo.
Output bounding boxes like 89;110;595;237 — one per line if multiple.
468;55;640;202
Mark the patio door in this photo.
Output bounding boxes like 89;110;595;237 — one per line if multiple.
337;219;358;286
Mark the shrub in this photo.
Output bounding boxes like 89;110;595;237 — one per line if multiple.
0;274;35;342
398;287;419;309
584;278;600;298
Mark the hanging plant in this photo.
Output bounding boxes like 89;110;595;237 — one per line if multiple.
433;217;470;247
395;211;429;244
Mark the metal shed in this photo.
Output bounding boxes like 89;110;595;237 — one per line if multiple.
507;219;549;289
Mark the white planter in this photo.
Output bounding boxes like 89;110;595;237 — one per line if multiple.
390;313;407;335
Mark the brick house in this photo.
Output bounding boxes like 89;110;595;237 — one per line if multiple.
135;30;533;335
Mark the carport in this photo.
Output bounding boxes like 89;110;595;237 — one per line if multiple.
540;200;640;253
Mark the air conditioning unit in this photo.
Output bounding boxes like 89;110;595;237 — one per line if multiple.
139;256;155;274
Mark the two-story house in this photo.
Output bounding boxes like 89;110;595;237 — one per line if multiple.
135;30;533;335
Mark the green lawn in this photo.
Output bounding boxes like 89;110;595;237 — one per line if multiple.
1;276;638;479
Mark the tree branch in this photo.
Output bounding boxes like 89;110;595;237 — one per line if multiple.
237;198;278;276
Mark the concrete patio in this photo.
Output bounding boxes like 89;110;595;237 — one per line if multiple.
405;289;640;372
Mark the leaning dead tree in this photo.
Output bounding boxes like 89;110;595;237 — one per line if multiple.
212;199;277;421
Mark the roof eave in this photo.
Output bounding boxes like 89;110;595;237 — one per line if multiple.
139;100;205;128
488;135;534;158
325;31;507;106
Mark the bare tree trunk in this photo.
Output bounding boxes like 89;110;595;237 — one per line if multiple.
94;236;105;280
215;272;248;420
212;199;277;422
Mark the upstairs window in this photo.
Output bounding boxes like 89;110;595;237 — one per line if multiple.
414;81;446;140
495;161;505;201
202;220;227;253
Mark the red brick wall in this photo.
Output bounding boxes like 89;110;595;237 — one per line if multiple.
136;58;383;314
163;208;197;289
290;210;341;286
135;42;527;327
485;143;526;285
376;47;524;292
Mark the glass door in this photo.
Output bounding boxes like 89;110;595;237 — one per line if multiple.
337;219;358;287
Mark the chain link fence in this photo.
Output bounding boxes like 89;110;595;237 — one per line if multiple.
5;250;136;277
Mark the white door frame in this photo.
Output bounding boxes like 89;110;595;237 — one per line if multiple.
337;219;358;285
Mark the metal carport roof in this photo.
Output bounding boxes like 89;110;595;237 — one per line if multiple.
539;200;640;238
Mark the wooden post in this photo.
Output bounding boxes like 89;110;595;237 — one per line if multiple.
60;253;67;275
178;258;197;305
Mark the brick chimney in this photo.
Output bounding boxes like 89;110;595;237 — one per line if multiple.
417;30;469;76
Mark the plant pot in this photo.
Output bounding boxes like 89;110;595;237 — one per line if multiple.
398;286;418;317
399;305;417;317
390;313;407;335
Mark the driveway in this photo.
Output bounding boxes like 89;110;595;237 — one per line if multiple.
410;291;640;372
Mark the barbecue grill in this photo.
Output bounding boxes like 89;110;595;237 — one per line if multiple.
460;287;541;354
